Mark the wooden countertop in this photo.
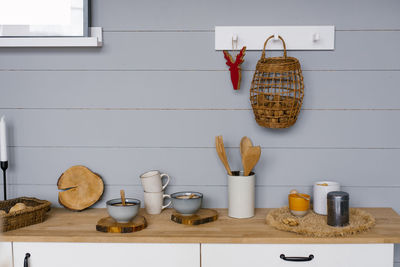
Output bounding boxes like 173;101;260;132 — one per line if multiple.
2;208;400;244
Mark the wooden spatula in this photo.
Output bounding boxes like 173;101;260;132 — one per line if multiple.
243;146;261;176
240;136;253;158
215;136;232;175
120;190;126;206
217;136;233;175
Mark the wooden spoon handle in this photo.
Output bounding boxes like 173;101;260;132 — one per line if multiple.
219;136;232;175
215;136;232;175
290;190;310;201
296;193;310;201
120;190;126;206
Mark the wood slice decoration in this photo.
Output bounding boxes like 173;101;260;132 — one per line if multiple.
96;216;147;233
57;165;104;211
171;209;218;225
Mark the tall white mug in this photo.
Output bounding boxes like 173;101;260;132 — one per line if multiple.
228;171;255;219
140;170;170;192
313;181;341;215
144;192;171;215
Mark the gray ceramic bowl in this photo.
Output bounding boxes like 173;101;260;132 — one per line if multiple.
106;198;140;223
171;191;203;216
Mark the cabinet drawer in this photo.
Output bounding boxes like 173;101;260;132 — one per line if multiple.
14;242;200;267
0;242;13;267
201;244;393;267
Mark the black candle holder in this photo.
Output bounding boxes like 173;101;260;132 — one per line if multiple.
1;161;8;200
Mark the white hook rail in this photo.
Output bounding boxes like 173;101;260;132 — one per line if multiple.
215;26;335;50
232;33;238;42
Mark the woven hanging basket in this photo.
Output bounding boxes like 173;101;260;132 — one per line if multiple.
250;35;304;129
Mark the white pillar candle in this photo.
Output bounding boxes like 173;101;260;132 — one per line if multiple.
0;116;8;162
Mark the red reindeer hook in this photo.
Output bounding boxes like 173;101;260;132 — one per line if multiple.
223;46;246;90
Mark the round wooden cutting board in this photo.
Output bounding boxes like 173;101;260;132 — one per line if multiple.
171;209;218;225
96;215;147;233
57;165;104;211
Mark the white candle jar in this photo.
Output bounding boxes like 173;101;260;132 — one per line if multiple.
228;171;255;218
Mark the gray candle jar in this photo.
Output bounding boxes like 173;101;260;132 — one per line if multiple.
327;191;349;227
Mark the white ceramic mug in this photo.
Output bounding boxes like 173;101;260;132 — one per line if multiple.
140;170;170;192
228;171;255;219
313;181;341;215
144;192;171;215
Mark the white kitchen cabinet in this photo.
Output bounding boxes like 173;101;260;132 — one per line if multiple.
13;242;200;267
201;244;394;267
0;242;13;267
7;242;397;267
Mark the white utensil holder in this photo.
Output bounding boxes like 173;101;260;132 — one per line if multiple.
228;171;255;218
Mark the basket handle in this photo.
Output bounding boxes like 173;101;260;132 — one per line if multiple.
261;35;287;59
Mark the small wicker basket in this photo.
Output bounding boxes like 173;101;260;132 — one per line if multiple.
250;35;304;128
0;197;51;232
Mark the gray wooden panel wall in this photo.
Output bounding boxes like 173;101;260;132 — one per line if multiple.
1;0;400;262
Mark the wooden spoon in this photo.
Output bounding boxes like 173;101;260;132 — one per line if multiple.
243;146;261;176
290;189;310;201
297;194;310;201
215;136;232;175
240;136;253;158
240;137;253;173
120;190;126;206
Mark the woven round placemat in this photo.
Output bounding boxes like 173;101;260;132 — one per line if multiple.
266;207;375;237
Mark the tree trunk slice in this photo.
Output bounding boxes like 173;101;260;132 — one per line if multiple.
96;215;147;233
57;166;104;211
171;209;218;225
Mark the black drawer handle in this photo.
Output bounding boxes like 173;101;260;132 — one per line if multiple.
280;254;314;262
24;253;31;267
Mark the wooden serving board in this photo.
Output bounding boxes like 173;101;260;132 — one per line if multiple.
171;209;218;225
96;215;147;233
57;165;104;211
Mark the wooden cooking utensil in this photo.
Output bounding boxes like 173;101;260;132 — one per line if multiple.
219;136;233;175
240;136;253;174
243;146;261;176
215;136;232;175
120;190;126;206
297;194;310;201
240;136;253;158
290;189;310;201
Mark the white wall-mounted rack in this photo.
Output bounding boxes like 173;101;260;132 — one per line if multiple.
215;26;335;50
0;27;102;47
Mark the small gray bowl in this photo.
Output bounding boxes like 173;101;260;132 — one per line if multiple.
171;191;203;216
106;198;140;223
